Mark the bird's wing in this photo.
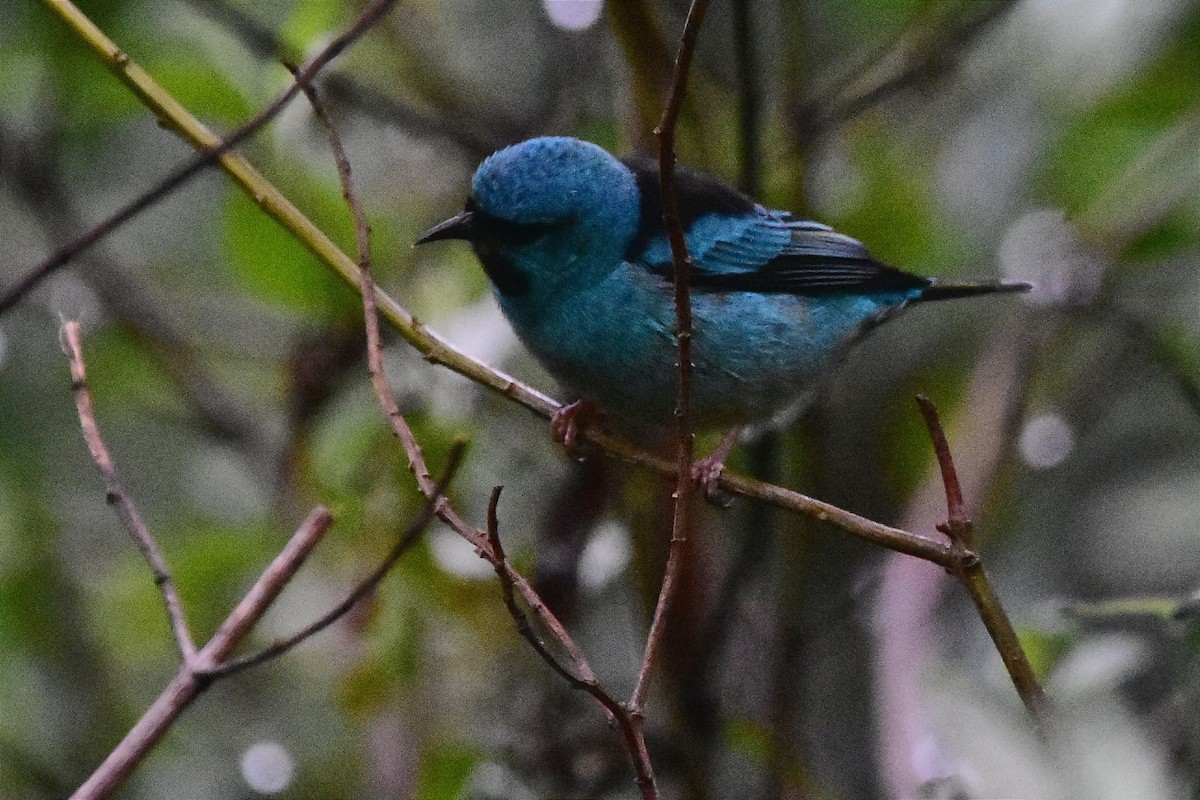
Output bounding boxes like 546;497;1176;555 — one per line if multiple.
621;156;930;296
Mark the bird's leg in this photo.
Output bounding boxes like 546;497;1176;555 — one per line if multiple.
692;425;744;499
550;399;598;454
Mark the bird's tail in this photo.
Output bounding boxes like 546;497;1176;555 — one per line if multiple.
919;280;1033;302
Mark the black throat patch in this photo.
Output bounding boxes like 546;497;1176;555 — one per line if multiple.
472;239;531;297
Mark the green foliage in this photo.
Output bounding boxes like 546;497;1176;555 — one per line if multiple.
412;741;479;800
142;52;255;126
222;182;359;318
836;124;969;275
1016;625;1075;680
1039;11;1200;217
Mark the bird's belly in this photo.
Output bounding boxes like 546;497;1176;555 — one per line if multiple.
501;276;908;428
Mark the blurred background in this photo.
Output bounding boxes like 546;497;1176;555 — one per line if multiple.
2;0;1200;797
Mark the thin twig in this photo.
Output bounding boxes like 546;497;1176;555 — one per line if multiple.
916;395;971;547
914;396;1050;723
210;441;467;677
485;487;577;687
70;506;334;800
62;320;197;665
485;487;656;799
198;508;334;667
631;0;711;718
3;0;398;315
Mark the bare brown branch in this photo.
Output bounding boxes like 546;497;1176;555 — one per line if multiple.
915;396;1050;724
916;394;971;546
486;488;656;799
631;0;711;721
62;320;197;665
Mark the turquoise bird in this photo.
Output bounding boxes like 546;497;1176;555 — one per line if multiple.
417;136;1028;490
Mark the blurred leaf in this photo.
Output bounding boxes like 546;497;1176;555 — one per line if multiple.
1016;625;1075;680
412;742;479;800
826;0;924;41
282;1;349;49
1040;12;1200;216
1121;214;1200;263
836;124;970;275
83;326;180;412
222;181;359;317
142;52;254;126
724;717;773;765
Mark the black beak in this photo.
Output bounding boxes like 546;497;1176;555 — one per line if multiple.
415;210;475;245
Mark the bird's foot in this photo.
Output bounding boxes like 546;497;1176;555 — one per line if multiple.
690;425;744;503
550;400;598;455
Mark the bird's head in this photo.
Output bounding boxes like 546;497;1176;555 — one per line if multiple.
416;137;640;298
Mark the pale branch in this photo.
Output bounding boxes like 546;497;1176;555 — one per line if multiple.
62;320;196;665
208;442;466;677
70;506;334;800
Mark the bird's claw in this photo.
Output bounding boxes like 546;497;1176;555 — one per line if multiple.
550;400;597;456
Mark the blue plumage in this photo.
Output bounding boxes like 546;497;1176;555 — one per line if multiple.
417;136;1028;430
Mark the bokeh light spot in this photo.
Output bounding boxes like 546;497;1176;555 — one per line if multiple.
240;740;295;795
542;0;603;31
1019;412;1075;470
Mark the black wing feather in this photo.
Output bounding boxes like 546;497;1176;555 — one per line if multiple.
622;156;933;297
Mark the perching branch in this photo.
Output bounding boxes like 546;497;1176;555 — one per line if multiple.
915;395;1050;724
